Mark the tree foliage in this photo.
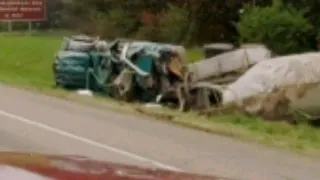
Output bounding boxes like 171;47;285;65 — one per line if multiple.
33;0;320;53
237;0;315;55
61;0;265;45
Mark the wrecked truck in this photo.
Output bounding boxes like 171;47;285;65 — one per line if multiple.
53;37;276;111
53;36;187;104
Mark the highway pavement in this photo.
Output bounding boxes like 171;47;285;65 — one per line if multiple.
0;85;319;180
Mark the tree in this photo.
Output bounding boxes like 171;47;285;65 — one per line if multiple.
237;0;315;55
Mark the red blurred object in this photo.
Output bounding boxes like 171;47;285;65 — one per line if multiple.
0;152;232;180
0;0;46;21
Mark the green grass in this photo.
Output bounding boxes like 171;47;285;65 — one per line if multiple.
186;47;204;62
0;34;61;89
0;33;319;157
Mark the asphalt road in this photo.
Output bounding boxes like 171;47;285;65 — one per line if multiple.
0;85;319;180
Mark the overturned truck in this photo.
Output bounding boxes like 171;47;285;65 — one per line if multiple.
53;37;276;110
53;36;187;103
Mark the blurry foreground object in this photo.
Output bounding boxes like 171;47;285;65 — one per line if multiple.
0;152;232;180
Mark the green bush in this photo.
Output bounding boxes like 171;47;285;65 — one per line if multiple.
0;22;7;31
76;8;137;39
134;11;162;42
237;0;315;55
105;9;138;38
158;5;189;43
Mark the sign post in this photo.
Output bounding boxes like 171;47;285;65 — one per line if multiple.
7;21;12;31
0;0;47;32
28;21;32;33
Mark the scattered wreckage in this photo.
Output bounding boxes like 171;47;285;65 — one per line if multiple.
53;35;320;120
221;52;320;120
53;35;186;103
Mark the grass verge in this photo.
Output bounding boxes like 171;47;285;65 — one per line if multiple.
0;34;319;157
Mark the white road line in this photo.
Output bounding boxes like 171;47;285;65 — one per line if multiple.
0;110;182;172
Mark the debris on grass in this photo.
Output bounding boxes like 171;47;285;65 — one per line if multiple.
52;35;320;126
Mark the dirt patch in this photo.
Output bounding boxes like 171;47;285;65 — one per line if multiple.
134;107;174;121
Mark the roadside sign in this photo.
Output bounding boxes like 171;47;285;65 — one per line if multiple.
0;0;47;22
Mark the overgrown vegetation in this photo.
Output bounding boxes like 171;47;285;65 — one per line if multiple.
50;0;260;45
0;34;319;156
19;0;313;55
237;0;316;55
2;0;319;54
